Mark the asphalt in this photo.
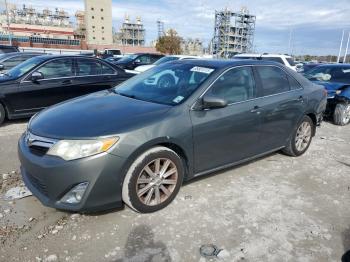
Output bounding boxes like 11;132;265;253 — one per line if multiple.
0;120;349;262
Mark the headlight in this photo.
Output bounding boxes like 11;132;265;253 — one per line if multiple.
47;137;119;161
335;90;342;95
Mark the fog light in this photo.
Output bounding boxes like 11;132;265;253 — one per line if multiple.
61;182;89;204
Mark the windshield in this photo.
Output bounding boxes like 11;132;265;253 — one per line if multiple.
6;56;46;78
305;66;350;83
117;54;138;63
114;63;215;105
154;56;180;65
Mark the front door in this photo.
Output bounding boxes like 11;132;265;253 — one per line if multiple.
190;66;263;174
14;58;75;114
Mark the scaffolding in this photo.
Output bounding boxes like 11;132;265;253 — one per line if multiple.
157;19;165;39
2;4;71;27
212;7;256;58
118;15;145;46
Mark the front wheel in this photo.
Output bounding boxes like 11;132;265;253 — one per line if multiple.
283;115;314;157
0;103;5;126
333;103;350;126
122;146;184;213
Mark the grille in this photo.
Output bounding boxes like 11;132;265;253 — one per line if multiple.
27;172;48;197
25;131;57;157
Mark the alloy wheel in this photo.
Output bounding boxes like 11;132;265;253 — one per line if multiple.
343;104;350;124
295;121;312;152
136;158;178;206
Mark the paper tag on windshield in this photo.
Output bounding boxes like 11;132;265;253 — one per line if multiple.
173;96;184;103
190;66;214;74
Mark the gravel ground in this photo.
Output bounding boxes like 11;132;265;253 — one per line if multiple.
0;120;349;262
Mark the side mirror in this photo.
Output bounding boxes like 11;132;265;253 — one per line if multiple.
31;72;44;82
0;64;4;71
201;95;228;109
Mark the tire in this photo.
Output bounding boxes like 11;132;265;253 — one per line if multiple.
282;115;314;157
333;103;350;126
0;103;5;126
157;74;175;89
122;146;184;213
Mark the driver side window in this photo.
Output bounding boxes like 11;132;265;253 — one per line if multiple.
138;55;151;64
36;59;74;79
206;67;256;104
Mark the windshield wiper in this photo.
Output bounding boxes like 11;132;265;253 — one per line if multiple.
114;90;136;99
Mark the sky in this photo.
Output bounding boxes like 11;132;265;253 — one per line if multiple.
4;0;350;55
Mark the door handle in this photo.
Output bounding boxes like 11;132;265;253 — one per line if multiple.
296;95;304;102
250;106;261;114
61;79;72;85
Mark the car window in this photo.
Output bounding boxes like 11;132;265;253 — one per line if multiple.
206;66;256;104
138;55;151;63
77;59;102;76
288;76;302;90
286;58;295;66
261;57;284;64
255;66;290;96
101;63;117;75
2;56;27;68
305;66;350;83
150;55;161;63
36;58;74;79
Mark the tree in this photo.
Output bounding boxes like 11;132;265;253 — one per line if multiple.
156;29;182;55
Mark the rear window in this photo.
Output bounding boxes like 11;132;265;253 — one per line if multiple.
286;58;295;66
0;46;18;54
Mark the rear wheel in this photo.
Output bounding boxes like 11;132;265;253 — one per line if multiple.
0;103;5;126
333;103;350;126
283;115;314;157
122;146;184;213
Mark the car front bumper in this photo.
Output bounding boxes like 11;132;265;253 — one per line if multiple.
18;133;127;212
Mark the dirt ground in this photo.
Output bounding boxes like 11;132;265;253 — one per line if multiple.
0;120;349;262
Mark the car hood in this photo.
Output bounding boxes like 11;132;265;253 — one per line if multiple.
0;73;18;83
29;90;171;139
135;65;155;72
311;80;349;91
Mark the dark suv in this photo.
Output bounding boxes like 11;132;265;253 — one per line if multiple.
112;53;164;70
0;55;133;125
0;45;19;54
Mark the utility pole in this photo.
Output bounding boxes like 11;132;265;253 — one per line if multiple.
343;31;350;64
288;27;293;55
337;29;345;63
4;0;12;45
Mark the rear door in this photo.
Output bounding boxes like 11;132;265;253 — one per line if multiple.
15;58;75;113
74;58;122;96
191;66;263;173
254;65;306;151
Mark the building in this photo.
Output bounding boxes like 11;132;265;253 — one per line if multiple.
212;7;256;58
0;5;74;39
181;38;203;56
114;15;145;46
84;0;113;45
74;10;86;40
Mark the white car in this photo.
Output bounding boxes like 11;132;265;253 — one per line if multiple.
233;53;297;71
134;55;199;74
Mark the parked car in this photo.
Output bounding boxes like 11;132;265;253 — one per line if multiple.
299;63;322;74
104;56;122;63
0;45;19;54
18;59;327;213
0;52;46;73
304;64;350;125
112;53;164;70
233;53;297;71
134;55;199;74
0;55;133;126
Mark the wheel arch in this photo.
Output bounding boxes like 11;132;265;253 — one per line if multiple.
119;137;192;187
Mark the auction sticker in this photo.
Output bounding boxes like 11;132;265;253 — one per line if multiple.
190;66;215;74
173;96;184;103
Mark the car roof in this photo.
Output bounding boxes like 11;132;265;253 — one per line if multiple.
235;53;292;58
172;59;285;69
